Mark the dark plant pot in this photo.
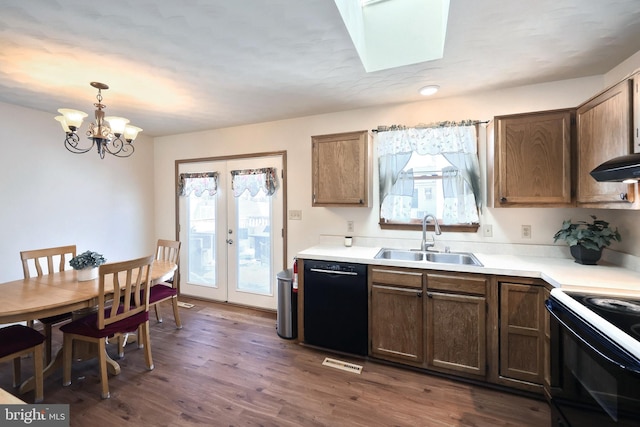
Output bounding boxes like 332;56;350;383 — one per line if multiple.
570;245;603;265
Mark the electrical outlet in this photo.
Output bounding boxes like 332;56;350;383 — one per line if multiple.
483;224;493;237
288;210;302;220
347;220;354;233
522;225;532;239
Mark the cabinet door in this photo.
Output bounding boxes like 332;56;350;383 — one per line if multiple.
494;110;572;206
499;283;545;384
312;130;371;207
577;79;633;206
634;73;640;153
426;291;486;378
370;284;424;365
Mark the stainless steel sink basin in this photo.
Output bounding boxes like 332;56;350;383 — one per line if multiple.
424;252;483;266
374;249;424;261
374;248;482;266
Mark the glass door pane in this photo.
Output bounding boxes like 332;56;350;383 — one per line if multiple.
235;187;272;294
178;161;228;302
186;190;216;286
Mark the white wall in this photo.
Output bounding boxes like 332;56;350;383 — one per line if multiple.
153;69;640;265
0;102;156;282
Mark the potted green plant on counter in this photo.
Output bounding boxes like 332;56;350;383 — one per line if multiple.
69;250;106;281
553;215;621;265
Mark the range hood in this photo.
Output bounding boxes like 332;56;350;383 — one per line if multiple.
590;153;640;182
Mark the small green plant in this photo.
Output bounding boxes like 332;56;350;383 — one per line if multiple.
69;250;106;270
553;215;621;250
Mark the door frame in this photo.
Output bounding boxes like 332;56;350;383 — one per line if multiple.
173;151;288;295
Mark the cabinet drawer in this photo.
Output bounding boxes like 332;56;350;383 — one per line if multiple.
426;272;487;295
370;268;423;289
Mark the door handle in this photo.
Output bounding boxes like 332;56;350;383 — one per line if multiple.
226;239;234;245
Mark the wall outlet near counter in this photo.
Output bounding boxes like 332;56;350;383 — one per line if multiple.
522;225;532;239
347;220;354;233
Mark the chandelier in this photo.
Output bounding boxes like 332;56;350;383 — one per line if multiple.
55;82;142;159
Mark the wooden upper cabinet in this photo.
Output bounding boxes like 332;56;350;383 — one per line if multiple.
312;130;372;207
576;78;634;207
492;109;573;207
634;73;640;153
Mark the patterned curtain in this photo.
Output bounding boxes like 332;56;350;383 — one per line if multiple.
231;168;278;197
177;172;219;197
377;123;481;224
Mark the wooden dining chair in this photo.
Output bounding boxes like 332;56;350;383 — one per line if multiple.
60;255;155;399
0;325;46;403
20;245;77;364
150;239;182;329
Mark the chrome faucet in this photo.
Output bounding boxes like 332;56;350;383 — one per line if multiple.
421;213;442;251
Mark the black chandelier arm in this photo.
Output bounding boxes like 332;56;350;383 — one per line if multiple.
104;136;135;158
64;132;94;154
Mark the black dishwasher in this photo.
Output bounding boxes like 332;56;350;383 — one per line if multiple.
303;260;368;356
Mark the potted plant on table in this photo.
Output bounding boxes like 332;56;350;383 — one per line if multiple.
69;250;106;281
553;215;621;265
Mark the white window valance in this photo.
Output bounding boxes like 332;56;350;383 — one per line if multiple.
231;168;278;197
177;172;218;197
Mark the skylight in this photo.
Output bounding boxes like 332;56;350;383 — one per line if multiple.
334;0;450;72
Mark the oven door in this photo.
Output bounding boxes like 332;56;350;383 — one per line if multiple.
546;298;640;427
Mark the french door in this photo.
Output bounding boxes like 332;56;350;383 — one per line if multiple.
177;154;284;310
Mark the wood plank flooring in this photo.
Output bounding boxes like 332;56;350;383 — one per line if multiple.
1;297;550;426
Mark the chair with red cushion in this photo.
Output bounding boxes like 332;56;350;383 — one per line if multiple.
0;325;46;403
60;255;155;399
20;245;77;364
150;239;182;328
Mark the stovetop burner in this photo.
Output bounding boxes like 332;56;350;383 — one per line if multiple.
584;297;640;315
567;292;640;340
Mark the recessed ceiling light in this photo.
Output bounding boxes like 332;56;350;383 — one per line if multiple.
419;85;440;96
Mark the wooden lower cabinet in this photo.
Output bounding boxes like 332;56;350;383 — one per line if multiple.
367;265;549;394
426;272;488;379
369;267;424;366
498;281;547;387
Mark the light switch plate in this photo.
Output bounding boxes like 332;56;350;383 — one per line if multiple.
288;209;302;220
483;224;493;237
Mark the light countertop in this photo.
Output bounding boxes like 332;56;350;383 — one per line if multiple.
297;245;640;297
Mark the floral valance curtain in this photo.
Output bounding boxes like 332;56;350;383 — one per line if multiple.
377;123;481;224
177;172;219;197
231;168;278;197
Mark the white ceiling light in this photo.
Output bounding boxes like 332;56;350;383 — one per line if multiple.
419;85;440;96
335;0;450;72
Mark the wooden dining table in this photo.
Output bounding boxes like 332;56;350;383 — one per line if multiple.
0;259;177;395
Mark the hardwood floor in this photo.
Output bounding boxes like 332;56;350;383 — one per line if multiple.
1;297;550;426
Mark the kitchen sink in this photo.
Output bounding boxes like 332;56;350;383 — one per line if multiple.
374;249;424;262
374;248;483;266
424;252;482;266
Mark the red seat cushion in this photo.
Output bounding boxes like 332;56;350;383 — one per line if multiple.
149;284;177;303
0;325;45;358
60;307;149;339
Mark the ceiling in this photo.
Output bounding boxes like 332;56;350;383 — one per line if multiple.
1;0;639;138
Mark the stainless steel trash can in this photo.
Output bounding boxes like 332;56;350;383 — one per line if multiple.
276;269;297;339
